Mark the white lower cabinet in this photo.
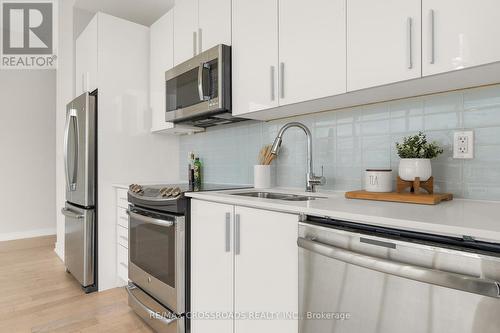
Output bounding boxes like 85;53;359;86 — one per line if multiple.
115;188;129;285
190;199;298;333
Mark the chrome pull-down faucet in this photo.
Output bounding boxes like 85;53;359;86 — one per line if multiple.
270;122;326;192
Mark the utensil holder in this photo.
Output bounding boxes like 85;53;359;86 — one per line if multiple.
254;165;272;189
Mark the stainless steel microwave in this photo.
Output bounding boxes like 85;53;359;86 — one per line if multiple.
165;44;242;127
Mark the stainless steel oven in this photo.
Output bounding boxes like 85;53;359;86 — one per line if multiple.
127;205;185;333
165;44;240;127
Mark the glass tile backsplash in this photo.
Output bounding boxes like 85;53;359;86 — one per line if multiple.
179;84;500;200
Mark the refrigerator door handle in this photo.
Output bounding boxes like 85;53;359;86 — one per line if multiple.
64;108;79;191
61;207;84;219
63;111;71;191
298;237;500;298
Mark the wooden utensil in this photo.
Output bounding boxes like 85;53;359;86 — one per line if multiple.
258;144;275;165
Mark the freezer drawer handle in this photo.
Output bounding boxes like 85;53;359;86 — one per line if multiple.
298;237;500;298
61;208;84;219
126;210;174;228
126;284;178;326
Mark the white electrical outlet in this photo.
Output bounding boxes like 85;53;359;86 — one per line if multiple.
453;131;474;159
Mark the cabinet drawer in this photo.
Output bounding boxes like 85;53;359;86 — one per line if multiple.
117;225;129;248
117;244;129;282
117;207;128;228
116;188;129;209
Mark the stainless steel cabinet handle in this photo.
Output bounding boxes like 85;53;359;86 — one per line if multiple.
270;66;276;101
235;214;241;255
298;237;500;298
198;28;203;54
127;210;174;228
193;31;197;56
225;213;231;252
429;9;435;64
280;62;285;99
126;284;178;326
407;17;413;69
61;208;84;219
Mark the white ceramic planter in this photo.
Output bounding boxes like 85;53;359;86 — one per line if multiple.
398;158;432;181
254;165;272;189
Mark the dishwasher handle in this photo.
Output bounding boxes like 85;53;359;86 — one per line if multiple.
298;237;500;299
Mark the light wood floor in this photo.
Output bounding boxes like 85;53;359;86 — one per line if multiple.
0;236;153;333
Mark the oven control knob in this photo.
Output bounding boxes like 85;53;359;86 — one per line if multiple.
148;277;152;283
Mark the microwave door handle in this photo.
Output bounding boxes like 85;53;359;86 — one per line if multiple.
197;63;210;101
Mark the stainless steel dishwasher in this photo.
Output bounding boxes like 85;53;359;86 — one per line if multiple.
298;218;500;333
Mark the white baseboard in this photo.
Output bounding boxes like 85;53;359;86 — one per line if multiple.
0;228;56;242
54;241;64;261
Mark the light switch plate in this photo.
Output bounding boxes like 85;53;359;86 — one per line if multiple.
453;131;474;159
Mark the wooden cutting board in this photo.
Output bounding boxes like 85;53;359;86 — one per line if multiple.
345;190;453;205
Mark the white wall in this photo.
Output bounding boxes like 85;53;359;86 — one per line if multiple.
0;70;56;241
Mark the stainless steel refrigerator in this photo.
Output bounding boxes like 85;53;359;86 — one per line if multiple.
61;92;97;293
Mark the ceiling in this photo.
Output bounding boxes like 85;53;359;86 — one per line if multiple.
74;0;175;26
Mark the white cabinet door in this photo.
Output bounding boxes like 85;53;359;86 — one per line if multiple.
347;0;421;91
173;0;199;66
234;206;298;333
232;0;279;115
278;0;346;105
198;0;231;52
75;15;98;94
150;11;175;132
191;199;234;333
422;0;500;76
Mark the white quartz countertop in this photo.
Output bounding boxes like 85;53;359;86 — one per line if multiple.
186;188;500;243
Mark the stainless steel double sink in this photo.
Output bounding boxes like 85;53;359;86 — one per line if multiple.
230;191;326;202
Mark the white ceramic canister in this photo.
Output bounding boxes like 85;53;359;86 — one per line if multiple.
365;169;393;192
398;158;432;181
254;165;272;189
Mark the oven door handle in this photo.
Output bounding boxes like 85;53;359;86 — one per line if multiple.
126;284;178;326
127;210;174;228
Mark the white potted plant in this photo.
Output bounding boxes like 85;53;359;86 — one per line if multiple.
396;132;443;181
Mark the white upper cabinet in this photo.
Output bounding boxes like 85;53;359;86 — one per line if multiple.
198;0;231;52
150;11;174;132
232;0;279;115
173;0;199;65
422;0;500;76
174;0;231;65
347;0;421;91
75;15;98;94
279;0;346;105
232;0;346;115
